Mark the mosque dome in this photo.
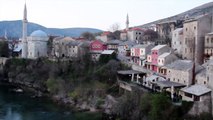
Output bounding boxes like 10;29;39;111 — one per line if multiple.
30;30;48;37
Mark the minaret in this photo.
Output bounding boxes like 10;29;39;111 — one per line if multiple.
4;30;7;40
22;2;28;58
126;14;129;31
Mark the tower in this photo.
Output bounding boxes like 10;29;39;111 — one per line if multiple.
22;2;28;58
126;14;129;31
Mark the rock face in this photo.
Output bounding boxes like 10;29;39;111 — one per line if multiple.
188;95;212;115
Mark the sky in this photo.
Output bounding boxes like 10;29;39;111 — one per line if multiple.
0;0;212;31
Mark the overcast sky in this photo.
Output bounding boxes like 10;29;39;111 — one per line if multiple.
0;0;212;30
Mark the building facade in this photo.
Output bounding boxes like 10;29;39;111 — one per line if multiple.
204;33;213;61
166;60;194;86
172;28;183;56
27;30;49;59
146;45;171;72
90;40;107;60
131;44;154;66
182;15;212;64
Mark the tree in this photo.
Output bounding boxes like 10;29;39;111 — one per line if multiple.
81;32;95;41
109;23;120;32
143;29;158;42
108;30;121;40
8;40;18;57
0;41;9;57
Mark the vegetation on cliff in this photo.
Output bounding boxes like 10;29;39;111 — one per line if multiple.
3;55;128;109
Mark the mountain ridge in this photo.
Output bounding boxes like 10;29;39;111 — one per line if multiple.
0;20;103;38
139;2;213;27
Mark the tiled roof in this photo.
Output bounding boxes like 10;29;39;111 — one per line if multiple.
166;60;193;71
130;27;145;31
151;45;167;50
101;50;115;55
106;40;123;45
117;70;144;75
119;40;137;46
132;44;153;49
181;85;211;96
158;52;170;58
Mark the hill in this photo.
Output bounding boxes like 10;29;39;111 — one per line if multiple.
139;2;213;27
0;20;103;38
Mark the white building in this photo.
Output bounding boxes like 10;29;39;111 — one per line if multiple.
21;3;49;59
27;30;49;59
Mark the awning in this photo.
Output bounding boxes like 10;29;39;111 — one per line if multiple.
155;81;185;88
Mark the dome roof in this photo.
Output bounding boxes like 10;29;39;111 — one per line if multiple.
30;30;47;37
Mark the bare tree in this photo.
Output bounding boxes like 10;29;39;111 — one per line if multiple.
109;23;120;32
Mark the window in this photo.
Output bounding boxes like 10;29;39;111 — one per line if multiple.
207;76;209;82
207;38;209;43
190;48;192;53
173;78;175;81
194;26;196;30
204;81;206;84
194;96;200;101
158;60;160;62
185;48;187;53
180;42;182;44
185;93;192;98
211;38;213;43
185;38;187;44
186;28;188;31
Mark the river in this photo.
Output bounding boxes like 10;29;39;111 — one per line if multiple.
0;84;75;120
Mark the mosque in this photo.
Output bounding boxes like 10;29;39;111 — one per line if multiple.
22;3;49;59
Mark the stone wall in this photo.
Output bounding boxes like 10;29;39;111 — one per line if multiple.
188;93;211;115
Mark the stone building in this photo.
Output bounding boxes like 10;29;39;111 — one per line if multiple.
96;31;112;42
156;20;183;44
172;28;183;57
204;32;213;61
127;27;144;42
51;37;75;58
182;14;212;65
166;60;194;86
180;84;211;102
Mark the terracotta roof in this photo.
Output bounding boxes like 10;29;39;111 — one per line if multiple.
102;31;111;36
130;27;145;31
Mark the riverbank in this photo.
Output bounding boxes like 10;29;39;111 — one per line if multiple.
0;83;103;120
1;57;126;119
